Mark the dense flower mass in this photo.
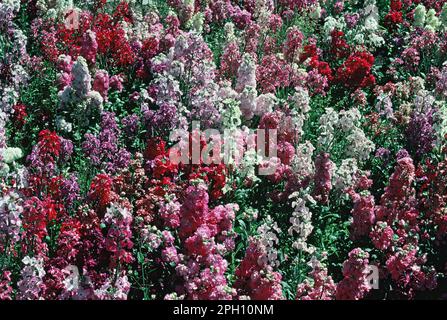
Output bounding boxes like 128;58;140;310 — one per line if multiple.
2;0;447;300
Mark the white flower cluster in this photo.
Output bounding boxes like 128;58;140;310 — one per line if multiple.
224;22;237;44
289;87;311;141
0;4;29;117
317;107;339;147
238;149;263;184
104;202;133;223
0;111;27;184
290;87;311;114
288;193;316;254
0;112;7;158
0;147;23;176
0;191;23;243
291;141;315;179
36;0;74;19
318;107;375;161
0;0;20;13
338;108;362;133
348;0;385;49
58;56;103;129
345;128;375;161
17;256;46;300
241;207;259;221
411;4;440;31
323;16;345;39
257;215;281;267
441;4;447;31
94;273;131;300
333;158;360;191
346;127;376;161
414;90;435;113
434;102;447;149
214;53;276;122
375;93;394;119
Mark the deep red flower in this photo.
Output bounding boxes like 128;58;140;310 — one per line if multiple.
300;44;318;63
113;1;133;24
93;12;136;67
89;173;114;210
390;0;403;11
336;51;375;89
385;11;403;29
38;129;61;158
144;137;167;160
22;197;58;242
151;156;178;179
142;36;160;61
309;58;334;81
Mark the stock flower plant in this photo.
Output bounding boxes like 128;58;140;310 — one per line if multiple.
1;0;447;300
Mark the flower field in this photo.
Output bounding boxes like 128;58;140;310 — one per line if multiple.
2;0;447;300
